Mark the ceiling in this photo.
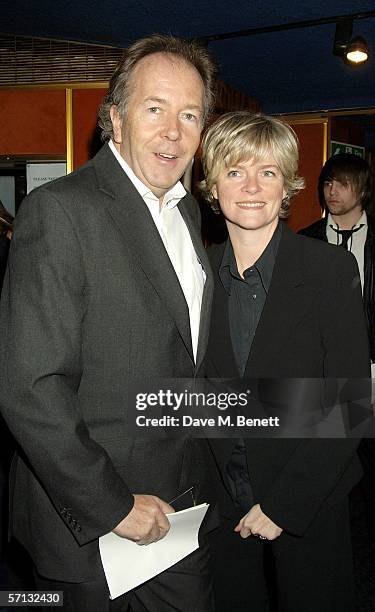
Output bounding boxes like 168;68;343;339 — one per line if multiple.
2;1;375;114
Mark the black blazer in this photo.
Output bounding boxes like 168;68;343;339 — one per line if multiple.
0;144;214;581
206;224;370;536
0;233;10;294
299;213;375;361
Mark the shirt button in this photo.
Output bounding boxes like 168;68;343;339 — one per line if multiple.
252;294;257;299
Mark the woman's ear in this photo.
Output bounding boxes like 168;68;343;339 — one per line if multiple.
212;185;218;200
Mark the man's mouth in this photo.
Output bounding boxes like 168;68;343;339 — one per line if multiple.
155;153;178;160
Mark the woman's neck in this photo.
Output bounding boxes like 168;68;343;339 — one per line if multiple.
228;220;278;277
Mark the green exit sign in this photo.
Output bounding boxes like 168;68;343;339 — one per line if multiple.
330;141;365;158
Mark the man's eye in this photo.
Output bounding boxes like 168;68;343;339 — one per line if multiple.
148;107;160;113
183;113;197;121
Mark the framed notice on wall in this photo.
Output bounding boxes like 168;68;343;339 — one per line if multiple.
26;163;67;194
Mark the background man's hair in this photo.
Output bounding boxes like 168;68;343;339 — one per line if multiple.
318;153;373;213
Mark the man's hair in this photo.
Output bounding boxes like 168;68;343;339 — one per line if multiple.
318;153;373;213
98;34;217;141
200;111;305;217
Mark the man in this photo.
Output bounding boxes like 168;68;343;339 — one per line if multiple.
0;35;216;611
300;152;375;541
299;153;374;370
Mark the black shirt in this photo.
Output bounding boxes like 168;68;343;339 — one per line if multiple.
219;223;281;375
218;223;281;513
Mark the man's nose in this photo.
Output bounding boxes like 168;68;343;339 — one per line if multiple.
329;181;338;195
162;115;181;140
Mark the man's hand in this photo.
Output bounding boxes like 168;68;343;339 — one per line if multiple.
234;503;283;541
113;494;174;545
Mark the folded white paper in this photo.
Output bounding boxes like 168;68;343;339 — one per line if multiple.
99;503;209;600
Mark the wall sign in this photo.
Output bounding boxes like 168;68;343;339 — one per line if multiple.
26;163;66;194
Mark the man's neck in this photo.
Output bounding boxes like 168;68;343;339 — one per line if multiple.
330;208;364;230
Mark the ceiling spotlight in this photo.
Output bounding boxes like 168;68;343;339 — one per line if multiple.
333;19;369;65
345;36;369;64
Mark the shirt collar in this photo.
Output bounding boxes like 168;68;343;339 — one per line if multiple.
108;140;186;209
219;222;282;295
327;210;367;230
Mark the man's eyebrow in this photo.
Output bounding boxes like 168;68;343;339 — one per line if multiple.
144;97;202;111
144;97;167;105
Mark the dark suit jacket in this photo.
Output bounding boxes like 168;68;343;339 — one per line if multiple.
0;233;10;294
0;144;214;581
299;213;375;361
206;224;370;536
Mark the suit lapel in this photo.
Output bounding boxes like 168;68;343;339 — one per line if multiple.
178;196;213;372
207;244;240;378
245;225;306;377
92;146;194;361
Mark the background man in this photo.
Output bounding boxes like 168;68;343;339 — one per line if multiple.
300;153;374;371
0;35;216;611
300;152;375;542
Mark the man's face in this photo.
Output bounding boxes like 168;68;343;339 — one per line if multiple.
212;156;286;234
323;178;362;217
110;52;205;200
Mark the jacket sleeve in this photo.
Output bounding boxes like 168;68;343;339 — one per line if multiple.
260;250;371;535
0;188;134;545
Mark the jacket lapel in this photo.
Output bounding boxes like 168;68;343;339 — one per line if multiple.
178;196;213;372
92;145;194;361
207;244;240;379
244;225;306;377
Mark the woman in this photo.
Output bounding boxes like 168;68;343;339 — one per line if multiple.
200;112;370;611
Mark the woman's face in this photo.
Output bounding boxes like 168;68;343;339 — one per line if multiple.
212;155;286;234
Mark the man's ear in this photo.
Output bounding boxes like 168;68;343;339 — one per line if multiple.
110;105;122;144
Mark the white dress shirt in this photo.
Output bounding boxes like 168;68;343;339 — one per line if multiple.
326;211;367;290
109;140;205;361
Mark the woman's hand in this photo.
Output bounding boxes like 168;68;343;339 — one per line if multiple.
234;503;283;540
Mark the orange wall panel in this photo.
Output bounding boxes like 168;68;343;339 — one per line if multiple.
72;88;107;169
286;122;326;232
0;89;66;155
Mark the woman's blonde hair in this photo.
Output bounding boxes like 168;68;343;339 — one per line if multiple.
200;111;305;216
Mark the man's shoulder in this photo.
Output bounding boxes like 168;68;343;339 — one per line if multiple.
18;144;133;221
298;217;326;238
284;226;358;281
37;145;112;197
